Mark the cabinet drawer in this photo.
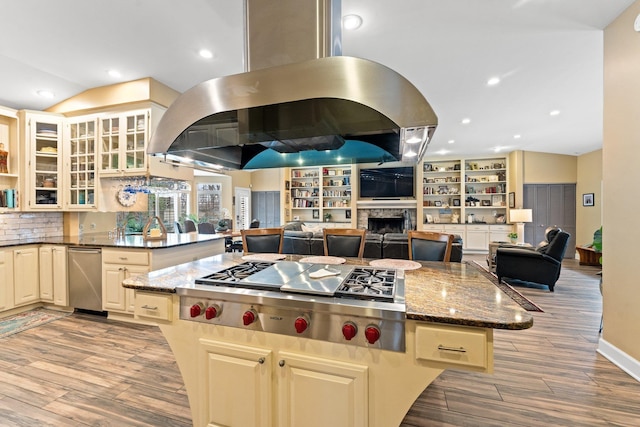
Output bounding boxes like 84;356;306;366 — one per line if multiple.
415;324;488;369
467;225;488;232
103;250;149;266
422;224;444;231
134;292;173;321
443;225;465;233
489;225;511;231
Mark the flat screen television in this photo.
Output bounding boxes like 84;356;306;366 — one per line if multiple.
359;166;415;199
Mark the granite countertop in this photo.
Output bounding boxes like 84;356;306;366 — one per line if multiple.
0;232;225;249
123;253;533;330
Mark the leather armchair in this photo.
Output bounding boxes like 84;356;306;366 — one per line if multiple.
496;229;570;292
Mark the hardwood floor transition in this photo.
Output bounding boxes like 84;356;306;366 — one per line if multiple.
0;256;638;426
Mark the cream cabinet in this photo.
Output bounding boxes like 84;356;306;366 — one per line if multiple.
19;111;65;210
39;245;68;306
99;109;149;175
198;339;368;427
13;246;39;306
65;117;98;210
0;106;20;212
415;323;492;370
0;250;14;312
102;249;150;313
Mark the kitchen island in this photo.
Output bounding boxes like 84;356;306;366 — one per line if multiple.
123;254;532;427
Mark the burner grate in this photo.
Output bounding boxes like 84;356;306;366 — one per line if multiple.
196;261;274;285
336;267;397;302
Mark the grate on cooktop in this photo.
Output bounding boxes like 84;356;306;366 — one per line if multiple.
335;267;396;302
196;261;275;284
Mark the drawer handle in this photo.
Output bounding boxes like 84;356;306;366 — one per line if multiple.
437;345;467;353
141;305;158;310
119;257;128;260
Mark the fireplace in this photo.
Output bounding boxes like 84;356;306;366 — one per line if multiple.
368;217;404;234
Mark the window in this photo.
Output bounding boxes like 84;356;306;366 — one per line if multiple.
197;183;223;222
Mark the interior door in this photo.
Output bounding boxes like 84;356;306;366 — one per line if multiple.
235;187;251;231
523;184;576;257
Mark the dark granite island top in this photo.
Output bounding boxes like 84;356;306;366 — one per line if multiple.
123;253;533;330
0;232;225;249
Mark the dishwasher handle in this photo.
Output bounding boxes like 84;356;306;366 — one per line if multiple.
68;247;102;254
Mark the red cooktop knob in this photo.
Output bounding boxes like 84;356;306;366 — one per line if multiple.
342;322;358;341
365;325;381;344
190;303;204;318
205;305;220;320
243;310;257;326
294;316;309;334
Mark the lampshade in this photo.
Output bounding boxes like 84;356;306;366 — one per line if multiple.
510;208;532;223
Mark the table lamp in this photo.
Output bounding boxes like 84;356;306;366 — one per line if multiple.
509;208;532;245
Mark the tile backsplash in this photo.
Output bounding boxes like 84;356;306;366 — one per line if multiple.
0;212;63;241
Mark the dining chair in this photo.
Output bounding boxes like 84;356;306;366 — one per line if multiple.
241;227;285;253
408;231;454;262
174;221;183;234
197;222;217;234
183;219;197;233
323;228;366;258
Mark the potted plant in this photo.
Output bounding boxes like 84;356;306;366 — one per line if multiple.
508;232;518;244
324;212;332;223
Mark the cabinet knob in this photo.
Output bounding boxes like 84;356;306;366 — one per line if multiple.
258;357;265;364
278;360;286;367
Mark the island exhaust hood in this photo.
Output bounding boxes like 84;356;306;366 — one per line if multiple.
147;0;438;170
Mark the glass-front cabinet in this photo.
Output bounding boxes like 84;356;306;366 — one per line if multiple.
100;110;148;176
66;118;97;209
21;112;64;210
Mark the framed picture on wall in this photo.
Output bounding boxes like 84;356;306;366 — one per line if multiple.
313;209;320;219
508;192;515;208
345;209;351;219
583;193;595;207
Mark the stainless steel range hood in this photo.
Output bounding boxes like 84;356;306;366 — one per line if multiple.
148;0;437;170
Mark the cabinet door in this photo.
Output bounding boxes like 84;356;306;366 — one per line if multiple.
25;114;63;209
199;339;273;427
0;251;13;312
66;118;97;210
39;246;54;301
99;110;149;175
103;264;126;311
277;351;368;427
465;226;489;251
52;246;68;306
14;247;39;305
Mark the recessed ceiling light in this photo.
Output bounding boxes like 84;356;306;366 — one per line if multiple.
461;118;471;125
36;90;54;99
343;14;363;30
487;77;500;86
494;147;502;152
437;149;449;155
199;49;213;59
513;134;521;139
107;69;122;78
550;110;560;116
448;139;455;144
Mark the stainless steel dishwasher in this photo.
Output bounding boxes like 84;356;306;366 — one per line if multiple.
68;247;103;312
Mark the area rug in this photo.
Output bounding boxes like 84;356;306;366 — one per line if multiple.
0;308;71;339
466;261;544;312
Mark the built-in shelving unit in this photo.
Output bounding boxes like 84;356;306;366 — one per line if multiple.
421;157;508;225
288;165;354;224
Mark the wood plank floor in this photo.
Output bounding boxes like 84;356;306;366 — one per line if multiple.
0;256;638;426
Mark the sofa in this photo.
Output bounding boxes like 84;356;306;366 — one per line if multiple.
282;222;463;262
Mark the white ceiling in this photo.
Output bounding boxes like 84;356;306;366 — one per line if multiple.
0;0;635;158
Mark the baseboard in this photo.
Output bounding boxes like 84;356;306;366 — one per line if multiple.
597;338;640;382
